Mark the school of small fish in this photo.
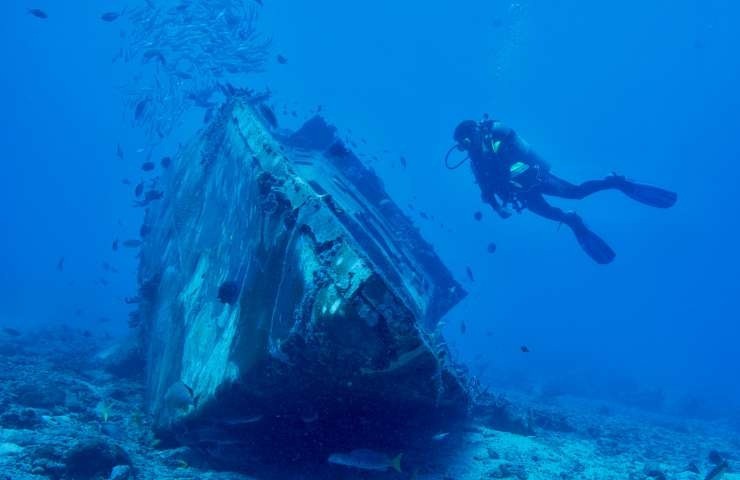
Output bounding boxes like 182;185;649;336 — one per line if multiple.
118;0;271;143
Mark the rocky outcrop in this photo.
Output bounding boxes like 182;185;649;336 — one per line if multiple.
63;438;131;479
135;95;468;452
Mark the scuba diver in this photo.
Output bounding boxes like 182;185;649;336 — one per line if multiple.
448;117;677;264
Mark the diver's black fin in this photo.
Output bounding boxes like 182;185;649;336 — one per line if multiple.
619;181;677;209
569;216;616;265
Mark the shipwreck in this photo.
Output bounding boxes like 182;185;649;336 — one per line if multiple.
133;94;476;464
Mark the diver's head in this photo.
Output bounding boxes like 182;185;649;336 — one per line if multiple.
453;120;479;151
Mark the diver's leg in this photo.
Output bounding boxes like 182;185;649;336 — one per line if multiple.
541;173;677;208
523;192;572;223
524;194;616;264
538;172;620;200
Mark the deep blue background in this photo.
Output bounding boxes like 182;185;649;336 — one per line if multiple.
1;1;738;418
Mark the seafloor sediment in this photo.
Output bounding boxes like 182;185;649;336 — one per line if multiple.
1;327;737;480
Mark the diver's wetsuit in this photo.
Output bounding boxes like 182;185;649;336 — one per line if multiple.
524;175;622;223
469;120;621;225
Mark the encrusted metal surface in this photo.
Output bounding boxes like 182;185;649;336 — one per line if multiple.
136;98;468;434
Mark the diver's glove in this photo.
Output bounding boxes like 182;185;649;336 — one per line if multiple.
496;207;513;219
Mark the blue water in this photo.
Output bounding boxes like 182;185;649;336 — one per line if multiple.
1;0;739;422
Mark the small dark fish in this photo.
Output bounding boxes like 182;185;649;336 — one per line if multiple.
474;211;483;221
100;12;120;22
134;181;144;198
98;277;109;287
142;49;166;65
82;330;93;338
486;242;497;254
141;161;155;171
276;54;288;64
465;266;475;282
189;87;217;107
112;239;119;251
419;211;429;220
121;178;132;185
116;143;124;160
123;239;142;248
460;321;466;335
28;8;48;19
400;156;407;169
57;256;65;272
140;224;152;237
254;0;263;5
2;327;21;337
134;98;150;121
160;156;172;169
217;280;240;305
102;262;119;274
124;296;140;305
174;71;193;80
520;345;530;353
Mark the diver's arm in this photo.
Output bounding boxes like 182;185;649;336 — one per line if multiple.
481;190;512;219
